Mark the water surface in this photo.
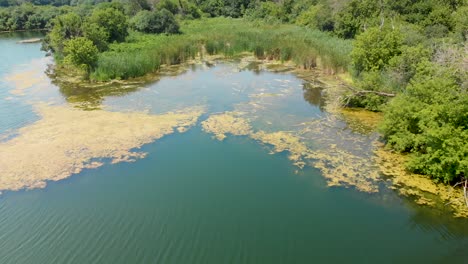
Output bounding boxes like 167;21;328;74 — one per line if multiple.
0;33;467;263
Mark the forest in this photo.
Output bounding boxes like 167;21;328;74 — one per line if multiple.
1;0;467;186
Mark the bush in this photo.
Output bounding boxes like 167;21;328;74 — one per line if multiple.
88;7;128;42
380;63;468;183
63;37;99;73
351;27;403;74
295;4;334;31
131;9;180;34
82;22;109;51
47;12;83;53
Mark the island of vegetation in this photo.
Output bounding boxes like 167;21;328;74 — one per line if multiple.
1;0;467;213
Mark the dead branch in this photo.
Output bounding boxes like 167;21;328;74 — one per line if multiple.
341;82;397;97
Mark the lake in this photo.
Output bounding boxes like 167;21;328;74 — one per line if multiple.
0;32;467;264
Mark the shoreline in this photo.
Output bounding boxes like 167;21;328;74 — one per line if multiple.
0;28;48;34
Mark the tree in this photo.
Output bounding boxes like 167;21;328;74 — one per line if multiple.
156;0;179;14
453;5;468;41
199;0;224;17
295;4;334;31
63;37;99;75
88;7;128;43
47;12;82;53
334;0;380;39
82;22;109;51
351;26;403;74
380;62;468;183
131;9;179;34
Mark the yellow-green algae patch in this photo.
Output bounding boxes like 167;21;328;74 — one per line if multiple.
5;69;49;96
0;104;205;192
201;112;252;140
374;144;468;218
202;112;381;191
251;131;309;168
339;108;383;135
307;149;380;193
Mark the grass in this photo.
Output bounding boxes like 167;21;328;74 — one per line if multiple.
91;17;352;81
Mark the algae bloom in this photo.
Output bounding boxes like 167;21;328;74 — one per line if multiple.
0;104;204;192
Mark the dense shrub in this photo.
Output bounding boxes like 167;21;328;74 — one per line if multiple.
63;37;98;73
380;63;468;183
351;27;403;74
131;9;180;34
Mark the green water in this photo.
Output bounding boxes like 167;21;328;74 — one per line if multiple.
1;33;468;264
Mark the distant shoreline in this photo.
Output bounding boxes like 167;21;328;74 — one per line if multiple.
0;29;47;34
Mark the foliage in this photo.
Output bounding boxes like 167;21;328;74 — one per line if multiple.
351;27;403;74
156;0;179;15
130;9;179;34
244;1;286;23
453;5;468;41
87;7;128;42
82;21;109;51
380;63;468;183
63;36;99;73
92;17;351;80
295;4;334;31
386;44;431;89
47;12;82;53
333;0;380;39
0;4;68;31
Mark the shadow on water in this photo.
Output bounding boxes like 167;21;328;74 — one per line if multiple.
53;64;194;110
302;81;326;111
239;61;263;75
399;192;468;241
56;82;144;110
0;31;45;40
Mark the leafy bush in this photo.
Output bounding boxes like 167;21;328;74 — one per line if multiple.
47;12;83;53
131;9;180;34
82;21;109;51
88;7;128;42
63;37;99;73
351;27;403;74
295;4;334;31
380;63;468;183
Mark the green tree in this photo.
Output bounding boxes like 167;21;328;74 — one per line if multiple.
130;9;179;34
47;12;82;53
82;22;109;51
295;4;334;31
453;5;468;41
199;0;224;17
63;37;99;74
156;0;179;14
351;27;403;74
88;7;128;43
380;62;468;183
334;0;380;39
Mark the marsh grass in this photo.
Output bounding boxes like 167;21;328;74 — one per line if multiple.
91;17;352;81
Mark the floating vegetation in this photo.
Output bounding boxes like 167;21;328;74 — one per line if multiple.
251;131;308;168
307;149;381;193
201;112;252;140
339;108;383;135
0;104;205;192
202;112;381;190
374;145;468;218
4;57;52;96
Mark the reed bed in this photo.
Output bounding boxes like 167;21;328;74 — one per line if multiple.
91;17;352;81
